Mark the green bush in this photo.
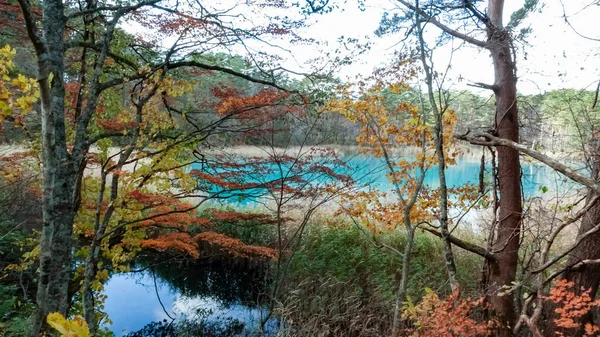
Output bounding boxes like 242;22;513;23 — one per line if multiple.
0;226;33;337
0;187;39;337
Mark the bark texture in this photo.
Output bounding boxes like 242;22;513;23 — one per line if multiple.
485;5;523;334
23;0;77;335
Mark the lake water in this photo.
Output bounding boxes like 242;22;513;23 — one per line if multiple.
340;154;560;196
103;153;573;336
103;255;278;336
192;152;571;204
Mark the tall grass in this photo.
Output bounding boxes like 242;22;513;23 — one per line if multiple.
274;222;483;337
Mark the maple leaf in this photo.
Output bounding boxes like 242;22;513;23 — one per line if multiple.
141;232;200;259
542;279;600;335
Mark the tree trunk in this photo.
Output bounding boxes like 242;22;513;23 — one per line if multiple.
544;138;600;337
391;217;415;337
22;0;75;335
414;7;459;291
485;2;522;336
394;0;522;334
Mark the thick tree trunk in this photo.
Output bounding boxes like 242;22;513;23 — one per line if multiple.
25;0;75;335
544;138;600;337
395;1;522;334
485;2;522;336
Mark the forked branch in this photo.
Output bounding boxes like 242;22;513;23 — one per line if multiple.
395;0;487;48
419;224;496;261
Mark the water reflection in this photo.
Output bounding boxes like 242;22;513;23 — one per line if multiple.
103;255;277;336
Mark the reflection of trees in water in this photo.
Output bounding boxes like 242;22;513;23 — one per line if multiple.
136;252;271;306
125;252;274;337
125;318;245;337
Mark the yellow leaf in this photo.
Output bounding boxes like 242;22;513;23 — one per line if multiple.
47;312;90;337
47;313;69;335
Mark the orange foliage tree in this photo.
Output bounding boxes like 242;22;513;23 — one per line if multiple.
325;61;483;336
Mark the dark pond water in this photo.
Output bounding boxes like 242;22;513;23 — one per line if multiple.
103;255;278;336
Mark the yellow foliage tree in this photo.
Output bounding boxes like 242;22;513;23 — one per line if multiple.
325;61;479;336
0;44;39;127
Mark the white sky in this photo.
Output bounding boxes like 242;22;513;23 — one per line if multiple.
130;0;600;95
281;0;600;95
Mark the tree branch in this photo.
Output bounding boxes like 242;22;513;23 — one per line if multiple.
98;58;298;94
165;61;294;93
66;41;139;70
592;79;599;109
16;0;45;56
467;82;498;91
456;131;600;193
533;195;600;274
420;225;496;261
395;0;487;48
533;217;600;274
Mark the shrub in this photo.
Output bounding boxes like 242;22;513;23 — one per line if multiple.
402;289;495;337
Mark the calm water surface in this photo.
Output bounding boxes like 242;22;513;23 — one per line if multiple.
103;256;277;336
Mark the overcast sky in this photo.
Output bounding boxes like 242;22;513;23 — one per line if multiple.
137;0;599;95
280;0;600;95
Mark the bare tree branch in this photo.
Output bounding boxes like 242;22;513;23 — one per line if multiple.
456;131;600;193
467;82;498;91
395;0;487;48
420;224;496;261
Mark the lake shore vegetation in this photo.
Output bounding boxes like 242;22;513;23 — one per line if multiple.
1;0;600;336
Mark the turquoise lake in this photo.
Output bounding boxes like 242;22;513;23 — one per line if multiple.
190;152;571;204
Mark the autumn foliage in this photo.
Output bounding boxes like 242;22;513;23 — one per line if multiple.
402;289;495;337
0;45;38;129
47;313;90;337
325;76;475;234
543;279;600;336
194;231;279;260
134;195;281;261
